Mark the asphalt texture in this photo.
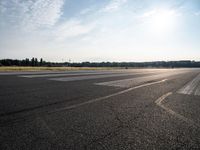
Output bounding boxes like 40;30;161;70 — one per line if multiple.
0;68;200;150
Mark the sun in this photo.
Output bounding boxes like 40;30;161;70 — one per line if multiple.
150;9;176;34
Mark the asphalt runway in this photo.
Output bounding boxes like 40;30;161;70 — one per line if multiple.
0;68;200;149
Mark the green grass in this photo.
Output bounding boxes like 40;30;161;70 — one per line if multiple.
0;66;118;71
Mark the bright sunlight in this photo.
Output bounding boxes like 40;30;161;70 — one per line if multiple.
150;9;177;34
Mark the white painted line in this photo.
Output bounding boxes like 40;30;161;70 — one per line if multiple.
1;70;114;76
20;71;158;78
155;92;200;128
178;73;200;96
95;71;187;88
49;79;167;114
0;71;66;75
48;72;151;82
155;92;173;105
20;72;116;78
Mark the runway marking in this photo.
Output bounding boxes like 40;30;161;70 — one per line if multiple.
0;79;166;119
50;79;167;114
155;92;200;128
0;71;69;75
19;72;119;78
48;72;152;82
95;71;187;88
178;73;200;96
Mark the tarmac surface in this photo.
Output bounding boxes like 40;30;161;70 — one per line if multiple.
0;68;200;150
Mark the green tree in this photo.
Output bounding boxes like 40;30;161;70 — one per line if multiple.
40;58;43;66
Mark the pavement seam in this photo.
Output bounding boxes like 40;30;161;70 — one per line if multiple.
155;92;200;128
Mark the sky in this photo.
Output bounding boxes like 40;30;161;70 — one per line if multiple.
0;0;200;62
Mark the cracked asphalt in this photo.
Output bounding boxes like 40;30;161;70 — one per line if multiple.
0;68;200;150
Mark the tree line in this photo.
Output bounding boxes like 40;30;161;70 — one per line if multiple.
0;58;45;66
0;58;200;68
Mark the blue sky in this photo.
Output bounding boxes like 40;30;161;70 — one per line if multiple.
0;0;200;62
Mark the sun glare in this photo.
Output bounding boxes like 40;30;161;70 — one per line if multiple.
150;9;176;34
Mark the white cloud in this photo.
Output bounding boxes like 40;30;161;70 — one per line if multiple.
194;11;200;16
0;0;64;30
141;9;157;18
100;0;127;12
140;9;178;19
80;8;93;15
54;19;96;41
